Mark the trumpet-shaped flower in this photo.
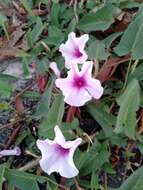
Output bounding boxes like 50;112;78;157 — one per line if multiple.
59;32;89;68
37;125;82;178
55;61;104;107
0;147;21;158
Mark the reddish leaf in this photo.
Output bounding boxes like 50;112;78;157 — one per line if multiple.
37;75;48;92
15;96;24;113
97;55;130;83
66;106;81;122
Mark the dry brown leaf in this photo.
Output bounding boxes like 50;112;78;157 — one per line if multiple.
12;0;26;15
138;110;143;134
97;55;131;83
0;48;17;60
15;96;25;113
8;27;25;47
0;3;13;17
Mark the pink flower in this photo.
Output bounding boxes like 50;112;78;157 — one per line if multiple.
0;147;21;158
49;62;60;78
55;61;104;107
36;125;82;178
59;32;89;68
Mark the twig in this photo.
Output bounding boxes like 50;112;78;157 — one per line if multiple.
14;82;35;101
73;0;78;23
59;177;67;190
0;123;13;131
123;59;132;90
104;173;108;190
18;158;41;171
74;177;84;190
5;126;21;148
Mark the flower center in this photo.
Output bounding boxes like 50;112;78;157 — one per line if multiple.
73;76;86;89
74;48;83;58
55;144;69;156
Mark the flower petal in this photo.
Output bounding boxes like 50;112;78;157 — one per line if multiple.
39;153;60;175
40;154;79;178
58;156;79;178
68;138;82;157
54;125;65;145
66;50;88;69
80;61;93;77
59;32;77;60
77;34;89;49
55;78;73;97
87;79;104;99
64;88;92;107
36;139;54;158
64;138;82;157
61;138;82;149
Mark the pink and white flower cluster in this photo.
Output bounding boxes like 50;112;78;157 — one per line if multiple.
54;32;104;107
37;32;104;179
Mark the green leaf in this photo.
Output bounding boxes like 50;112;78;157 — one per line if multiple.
79;141;110;175
4;169;40;190
39;93;65;138
0;164;6;190
20;0;33;15
34;79;54;118
22;91;40;99
128;63;143;82
50;2;60;26
90;172;100;190
114;79;140;139
119;1;140;9
0;13;9;39
61;119;80;139
87;39;110;60
77;4;121;32
86;103;114;137
27;17;45;48
45;26;64;46
115;10;143;59
46;180;58;190
0;80;14;97
66;18;76;35
0;74;18;81
103;32;122;49
118;166;143;190
0;102;11;110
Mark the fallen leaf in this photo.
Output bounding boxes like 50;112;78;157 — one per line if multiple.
97;55;130;83
12;0;26;15
37;75;48;92
138;110;143;134
15;96;25;113
8;26;25;47
0;48;17;60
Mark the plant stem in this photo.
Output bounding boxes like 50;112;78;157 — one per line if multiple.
18;158;41;171
123;59;132;90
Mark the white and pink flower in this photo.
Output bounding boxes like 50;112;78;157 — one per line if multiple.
59;32;89;68
55;61;104;107
37;125;82;178
0;147;21;158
